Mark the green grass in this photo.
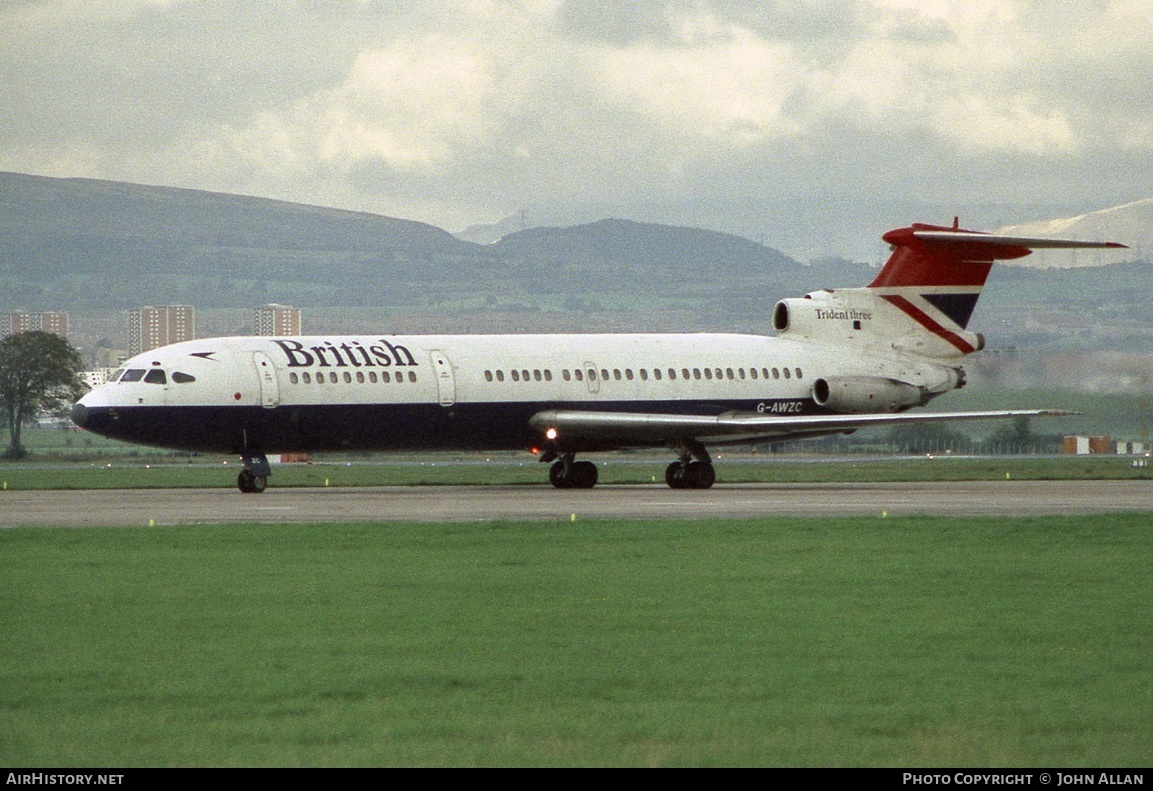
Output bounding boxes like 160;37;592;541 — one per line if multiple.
2;515;1151;766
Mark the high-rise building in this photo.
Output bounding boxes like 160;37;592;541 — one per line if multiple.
1;310;69;339
253;304;302;336
128;305;195;355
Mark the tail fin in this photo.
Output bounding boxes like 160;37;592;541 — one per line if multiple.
773;220;1125;360
866;220;1126;353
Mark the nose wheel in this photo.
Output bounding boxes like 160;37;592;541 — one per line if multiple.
237;450;271;494
237;469;267;493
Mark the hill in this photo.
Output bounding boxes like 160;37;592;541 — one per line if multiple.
3;171;1152;359
0;172;811;314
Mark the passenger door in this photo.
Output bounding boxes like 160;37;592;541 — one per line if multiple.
252;352;280;408
430;350;456;407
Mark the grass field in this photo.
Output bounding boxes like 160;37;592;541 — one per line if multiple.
2;515;1151;766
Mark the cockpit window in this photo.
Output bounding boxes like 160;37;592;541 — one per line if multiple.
108;369;125;383
144;369;167;385
120;369;146;383
171;372;196;384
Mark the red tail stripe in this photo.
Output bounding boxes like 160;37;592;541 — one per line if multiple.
869;244;994;288
881;295;976;354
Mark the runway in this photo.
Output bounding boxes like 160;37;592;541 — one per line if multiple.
2;480;1149;526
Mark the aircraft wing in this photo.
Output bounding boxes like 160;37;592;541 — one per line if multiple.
529;408;1073;447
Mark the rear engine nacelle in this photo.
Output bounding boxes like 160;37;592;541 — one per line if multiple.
812;376;925;413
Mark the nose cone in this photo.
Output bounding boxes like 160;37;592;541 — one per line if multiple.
70;401;89;429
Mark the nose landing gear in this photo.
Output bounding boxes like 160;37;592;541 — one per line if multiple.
238;451;271;494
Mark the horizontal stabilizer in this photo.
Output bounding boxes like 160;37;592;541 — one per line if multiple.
912;231;1127;250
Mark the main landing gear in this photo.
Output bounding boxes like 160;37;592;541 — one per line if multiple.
664;440;716;489
237;451;271;494
548;453;599;489
542;442;716;490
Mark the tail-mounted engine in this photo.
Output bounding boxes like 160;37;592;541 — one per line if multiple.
812;376;926;413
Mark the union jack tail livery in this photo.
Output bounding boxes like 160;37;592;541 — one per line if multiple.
774;219;1126;360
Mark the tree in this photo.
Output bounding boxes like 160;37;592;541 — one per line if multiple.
0;331;85;459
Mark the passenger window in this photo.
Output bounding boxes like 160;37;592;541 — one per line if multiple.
356;372;365;383
512;370;520;382
303;372;312;384
563;370;571;381
144;369;167;385
343;372;352;383
485;370;493;382
369;371;378;383
495;370;504;382
639;369;648;381
795;368;803;379
770;368;777;379
120;369;146;383
626;369;634;380
726;368;734;380
783;368;791;379
693;369;701;380
329;372;338;384
289;373;299;384
750;368;758;379
382;371;392;383
408;371;416;382
704;368;712;380
613;369;621;381
534;370;542;381
578;369;587;381
544;370;552;382
668;369;676;380
601;369;610;381
172;372;196;384
654;369;662;380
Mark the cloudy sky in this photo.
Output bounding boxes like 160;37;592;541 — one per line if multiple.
3;0;1151;258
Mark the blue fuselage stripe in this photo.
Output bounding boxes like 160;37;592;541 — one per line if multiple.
80;398;824;454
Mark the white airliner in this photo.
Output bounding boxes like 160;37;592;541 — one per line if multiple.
71;220;1124;493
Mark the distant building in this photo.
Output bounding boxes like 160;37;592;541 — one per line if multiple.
128;305;195;356
79;369;118;390
1062;435;1114;455
1;310;69;339
253;304;302;336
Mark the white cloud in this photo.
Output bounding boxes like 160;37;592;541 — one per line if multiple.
593;14;806;143
1;0;1150;239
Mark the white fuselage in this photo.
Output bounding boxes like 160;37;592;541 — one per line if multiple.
73;331;951;455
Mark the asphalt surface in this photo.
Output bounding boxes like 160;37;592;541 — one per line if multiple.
1;480;1149;526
